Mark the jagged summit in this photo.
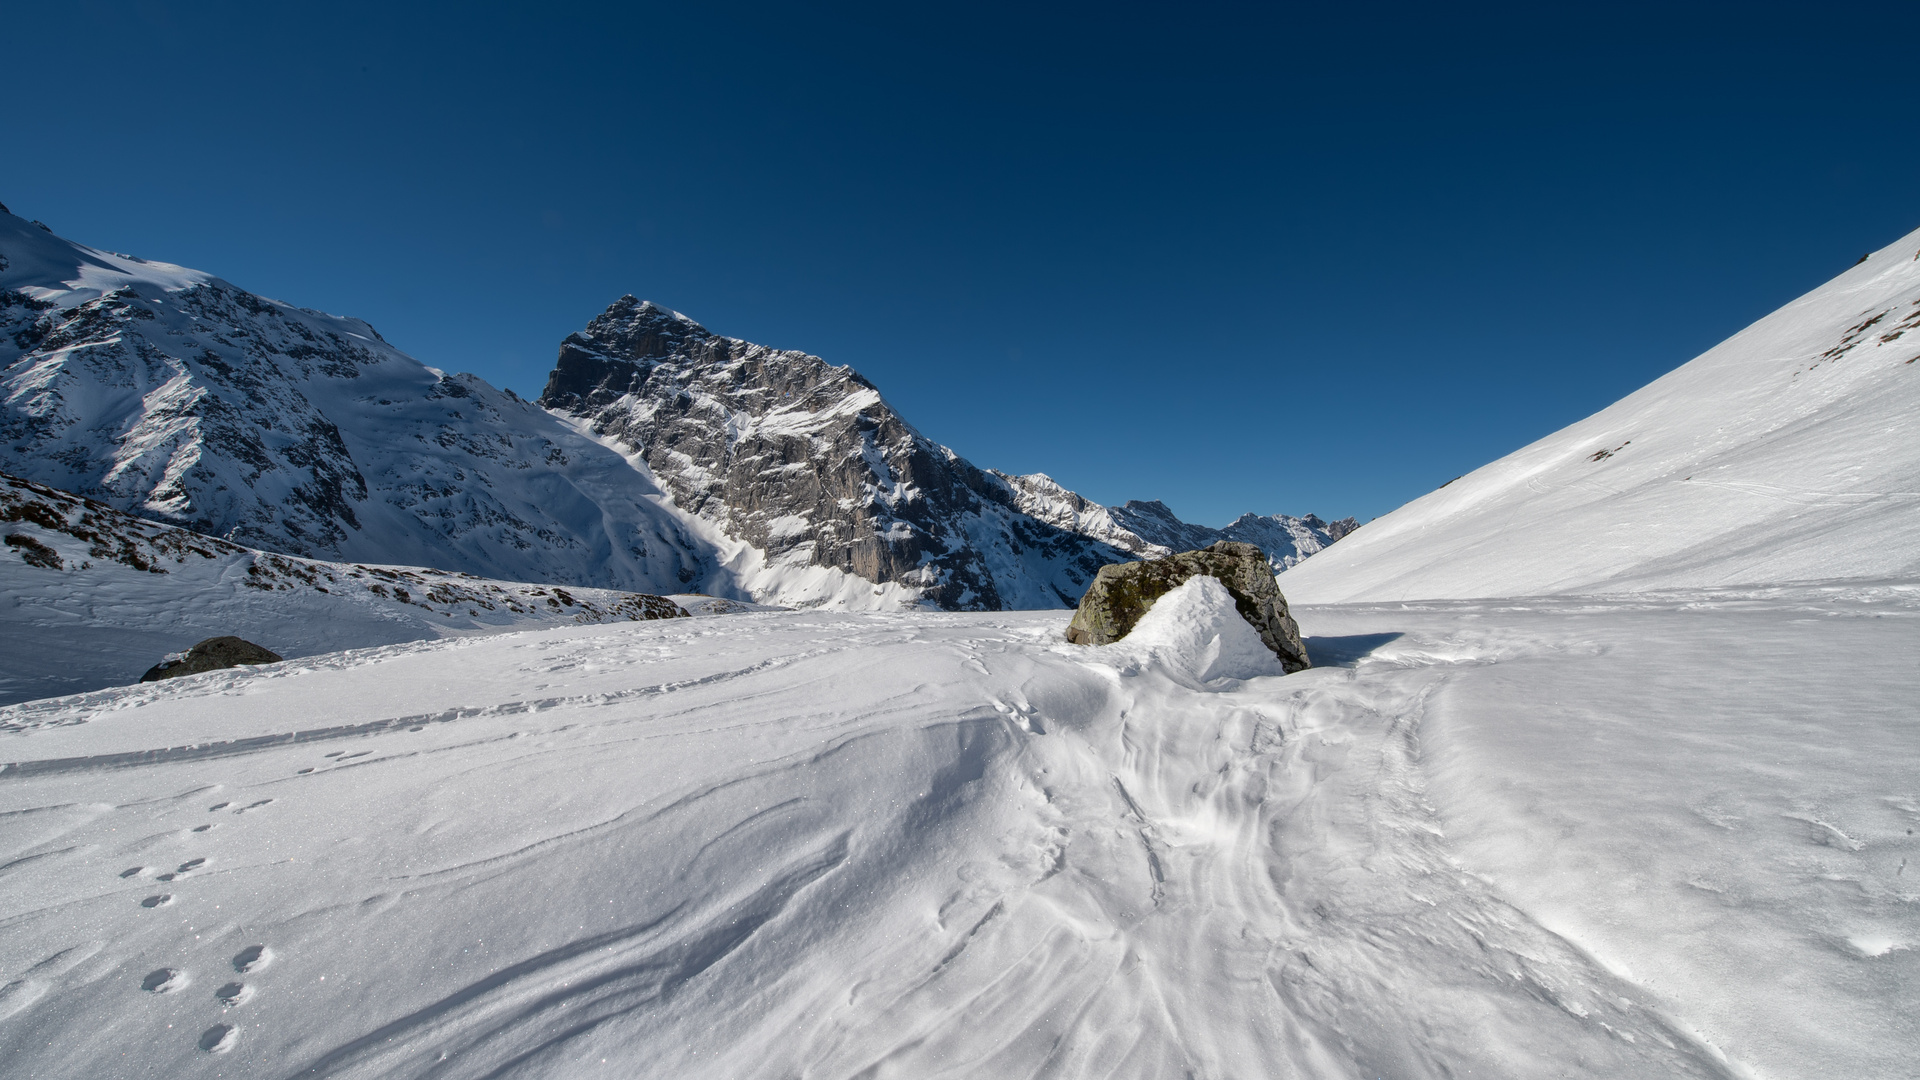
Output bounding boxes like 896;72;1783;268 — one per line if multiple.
541;296;878;419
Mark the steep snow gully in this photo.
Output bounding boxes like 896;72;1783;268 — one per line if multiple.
5;581;1913;1079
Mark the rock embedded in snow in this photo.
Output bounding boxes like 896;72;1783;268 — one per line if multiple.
139;635;283;682
1064;540;1310;672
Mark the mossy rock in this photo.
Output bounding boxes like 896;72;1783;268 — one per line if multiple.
1066;541;1310;673
140;636;285;683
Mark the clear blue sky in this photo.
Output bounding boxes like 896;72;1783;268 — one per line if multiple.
9;2;1917;525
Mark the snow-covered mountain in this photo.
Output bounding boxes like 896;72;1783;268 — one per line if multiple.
1281;224;1920;603
0;470;688;703
1;207;1349;612
538;297;1131;610
0;210;719;596
995;470;1358;572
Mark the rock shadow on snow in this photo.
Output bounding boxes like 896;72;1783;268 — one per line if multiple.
1302;632;1404;668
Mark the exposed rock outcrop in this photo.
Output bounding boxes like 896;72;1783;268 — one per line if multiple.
140;636;284;682
1064;541;1310;672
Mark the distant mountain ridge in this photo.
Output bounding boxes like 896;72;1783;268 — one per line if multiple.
992;471;1357;573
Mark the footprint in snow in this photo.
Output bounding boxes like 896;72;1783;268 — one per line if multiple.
176;857;207;874
231;945;272;973
208;802;230;811
198;1023;237;1053
233;799;273;814
214;981;253;1007
141;968;187;993
119;866;147;878
140;894;173;908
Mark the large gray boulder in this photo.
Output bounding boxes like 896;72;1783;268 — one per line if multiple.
1065;541;1310;673
140;637;284;683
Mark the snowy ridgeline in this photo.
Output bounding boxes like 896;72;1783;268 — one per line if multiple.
1281;224;1920;603
0;580;1912;1078
0;472;693;704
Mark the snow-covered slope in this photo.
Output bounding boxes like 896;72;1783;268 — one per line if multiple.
4;577;1911;1078
0;471;687;704
0;211;720;595
539;298;1129;610
994;471;1358;572
1280;225;1920;602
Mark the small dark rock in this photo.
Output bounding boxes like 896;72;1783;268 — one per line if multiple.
140;636;285;683
1065;540;1310;673
4;533;63;569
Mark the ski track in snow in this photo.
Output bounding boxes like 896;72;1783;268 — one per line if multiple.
3;584;1911;1078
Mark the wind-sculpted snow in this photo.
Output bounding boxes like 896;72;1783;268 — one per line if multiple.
0;211;719;595
6;582;1908;1077
0;471;688;704
539;298;1131;610
1281;224;1920;602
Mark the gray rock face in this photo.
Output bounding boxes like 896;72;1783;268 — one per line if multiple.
538;297;1128;610
1064;541;1310;673
140;636;284;682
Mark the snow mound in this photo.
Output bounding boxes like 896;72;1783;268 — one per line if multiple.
1120;575;1287;682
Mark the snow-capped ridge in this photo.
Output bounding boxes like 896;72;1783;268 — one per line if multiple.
992;470;1357;574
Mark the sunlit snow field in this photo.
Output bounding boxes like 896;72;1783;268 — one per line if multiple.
2;582;1913;1079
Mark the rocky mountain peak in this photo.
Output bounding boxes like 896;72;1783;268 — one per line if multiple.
539;300;1126;609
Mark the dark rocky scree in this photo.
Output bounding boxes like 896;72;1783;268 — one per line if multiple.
1065;541;1311;673
140;636;284;682
539;297;1130;610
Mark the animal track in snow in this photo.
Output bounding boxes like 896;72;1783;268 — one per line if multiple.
176;857;207;873
141;968;187;993
119;866;146;878
198;1023;237;1053
231;945;272;973
214;981;253;1007
140;894;173;908
208;802;230;811
234;799;274;813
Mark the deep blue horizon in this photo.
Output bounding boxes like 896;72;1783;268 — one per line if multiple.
10;1;1918;527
